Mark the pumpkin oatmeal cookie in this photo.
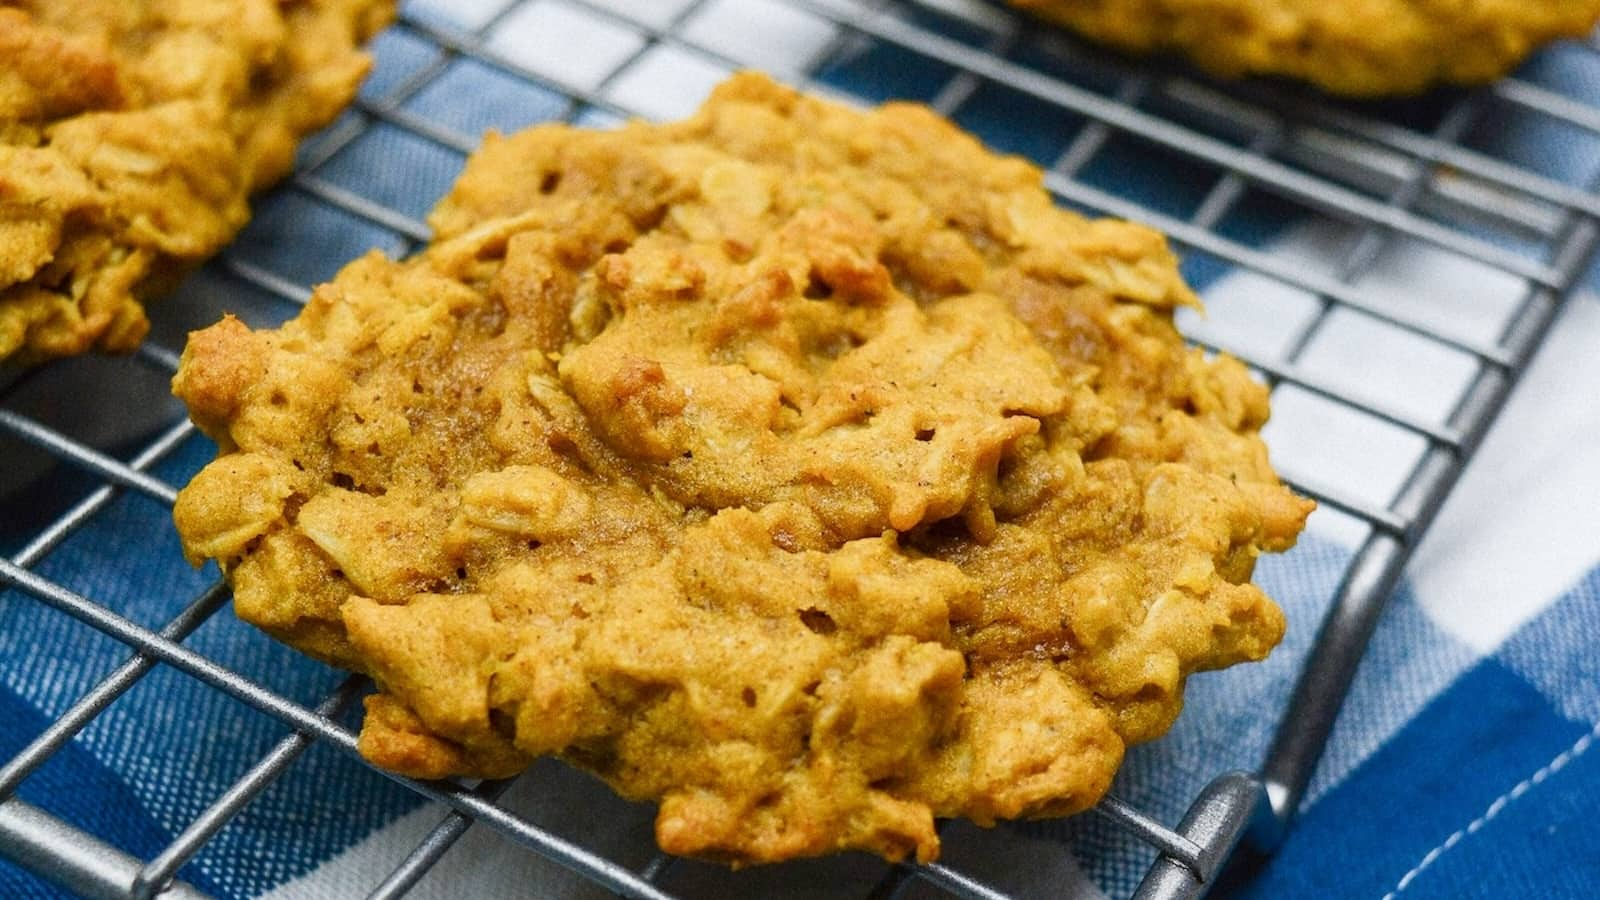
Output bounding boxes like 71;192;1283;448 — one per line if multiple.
1008;0;1600;96
0;0;393;362
171;73;1313;865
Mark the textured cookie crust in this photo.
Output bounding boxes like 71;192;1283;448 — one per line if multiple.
1009;0;1600;96
0;0;393;363
172;74;1313;864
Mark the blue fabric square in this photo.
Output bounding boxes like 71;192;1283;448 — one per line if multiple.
362;27;447;104
403;57;570;139
1;436;426;898
1007;31;1130;98
232;191;408;288
1074;131;1220;221
1234;660;1595;898
1498;565;1600;726
1397;722;1600;900
953;81;1086;168
313;123;468;224
0;680;221;899
1464;43;1600;191
815;38;957;104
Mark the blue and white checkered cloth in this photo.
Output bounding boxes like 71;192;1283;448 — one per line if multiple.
3;2;1599;897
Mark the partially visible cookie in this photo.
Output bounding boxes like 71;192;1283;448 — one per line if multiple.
1008;0;1600;96
0;0;393;363
172;73;1313;865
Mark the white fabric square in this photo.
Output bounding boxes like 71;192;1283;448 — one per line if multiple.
605;44;733;121
1301;503;1375;548
682;0;839;74
1182;268;1323;362
1263;383;1430;512
486;1;647;92
403;0;515;32
1407;292;1600;652
1296;306;1480;427
1351;234;1528;347
578;0;698;30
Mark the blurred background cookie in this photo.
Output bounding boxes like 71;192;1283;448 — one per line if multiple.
0;0;393;363
1008;0;1600;95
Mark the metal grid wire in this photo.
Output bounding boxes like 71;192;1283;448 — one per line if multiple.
3;0;1599;897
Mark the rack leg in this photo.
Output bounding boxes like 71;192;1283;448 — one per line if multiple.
1130;773;1269;900
0;798;209;900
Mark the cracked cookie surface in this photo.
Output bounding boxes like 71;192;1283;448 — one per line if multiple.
172;73;1313;864
0;0;392;362
1009;0;1600;96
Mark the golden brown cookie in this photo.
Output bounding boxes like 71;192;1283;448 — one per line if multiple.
171;73;1313;865
0;0;393;363
1008;0;1600;96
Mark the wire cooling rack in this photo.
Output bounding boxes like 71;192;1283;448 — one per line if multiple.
3;1;1599;897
